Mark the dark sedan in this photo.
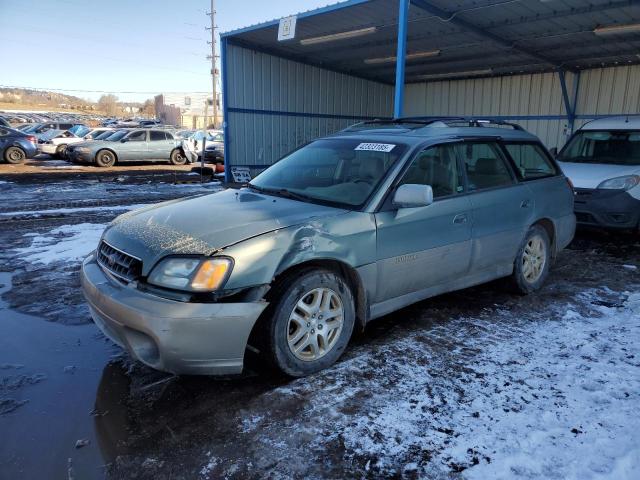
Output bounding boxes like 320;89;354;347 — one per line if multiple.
0;127;37;164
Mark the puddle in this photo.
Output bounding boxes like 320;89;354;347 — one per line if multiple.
0;272;120;478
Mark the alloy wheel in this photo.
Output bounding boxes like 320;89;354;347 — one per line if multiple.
522;234;547;284
287;287;344;362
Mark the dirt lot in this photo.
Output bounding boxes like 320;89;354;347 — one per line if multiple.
0;171;638;480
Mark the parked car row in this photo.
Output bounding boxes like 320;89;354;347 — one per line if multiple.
0;110;106;127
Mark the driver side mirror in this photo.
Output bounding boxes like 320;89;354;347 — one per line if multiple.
393;184;434;208
120;138;128;143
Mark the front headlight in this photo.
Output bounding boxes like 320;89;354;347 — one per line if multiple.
148;257;232;291
597;175;640;191
76;147;91;153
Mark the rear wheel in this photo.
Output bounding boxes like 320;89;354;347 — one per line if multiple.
261;269;355;377
170;148;187;165
95;149;116;168
510;224;551;294
4;146;26;164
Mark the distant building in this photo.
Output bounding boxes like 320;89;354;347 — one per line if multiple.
154;92;222;129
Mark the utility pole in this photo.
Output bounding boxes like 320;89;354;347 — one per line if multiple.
206;0;219;129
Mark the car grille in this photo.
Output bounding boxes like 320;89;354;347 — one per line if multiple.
97;241;142;283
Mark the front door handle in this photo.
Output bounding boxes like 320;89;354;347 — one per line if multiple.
521;199;532;208
453;213;468;224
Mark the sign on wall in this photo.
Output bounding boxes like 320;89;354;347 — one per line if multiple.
278;15;297;41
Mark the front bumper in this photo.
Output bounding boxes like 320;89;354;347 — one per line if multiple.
574;188;640;230
67;150;92;163
81;253;268;375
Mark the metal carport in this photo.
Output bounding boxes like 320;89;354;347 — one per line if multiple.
220;0;640;181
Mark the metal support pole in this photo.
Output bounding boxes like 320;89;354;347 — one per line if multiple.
570;71;581;135
557;69;576;138
220;37;231;184
394;0;410;119
208;0;219;129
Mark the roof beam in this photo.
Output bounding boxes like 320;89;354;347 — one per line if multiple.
410;0;565;69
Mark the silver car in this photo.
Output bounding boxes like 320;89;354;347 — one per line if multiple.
81;118;575;377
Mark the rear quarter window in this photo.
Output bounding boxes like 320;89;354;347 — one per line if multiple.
503;143;558;180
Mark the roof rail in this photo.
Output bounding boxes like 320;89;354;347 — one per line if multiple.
342;117;466;131
400;116;525;130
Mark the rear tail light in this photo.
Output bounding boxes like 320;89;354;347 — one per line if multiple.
26;135;37;144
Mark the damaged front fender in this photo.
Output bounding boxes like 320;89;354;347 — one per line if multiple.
220;211;378;295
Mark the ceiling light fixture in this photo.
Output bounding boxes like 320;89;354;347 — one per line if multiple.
594;23;640;36
364;50;441;65
413;69;493;81
300;27;377;46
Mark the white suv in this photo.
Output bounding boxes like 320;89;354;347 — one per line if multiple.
557;116;640;231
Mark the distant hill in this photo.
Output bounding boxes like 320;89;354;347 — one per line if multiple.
0;87;96;111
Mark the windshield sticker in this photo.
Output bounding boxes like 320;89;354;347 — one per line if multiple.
355;143;396;153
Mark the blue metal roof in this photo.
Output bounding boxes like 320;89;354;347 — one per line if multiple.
222;0;640;85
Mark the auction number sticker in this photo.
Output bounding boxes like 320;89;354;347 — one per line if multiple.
355;143;396;153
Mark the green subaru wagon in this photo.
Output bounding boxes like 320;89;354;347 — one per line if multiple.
81;118;575;377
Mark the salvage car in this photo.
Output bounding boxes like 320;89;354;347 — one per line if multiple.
0;126;37;163
81;118;575;377
67;128;186;167
183;130;223;163
37;129;90;158
557;116;640;231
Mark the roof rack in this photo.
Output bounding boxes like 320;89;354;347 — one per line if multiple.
342;117;465;132
344;116;524;132
401;116;525;131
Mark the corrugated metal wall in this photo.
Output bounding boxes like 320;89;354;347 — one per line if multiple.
225;43;393;172
404;65;640;149
403;71;575;148
573;64;640;131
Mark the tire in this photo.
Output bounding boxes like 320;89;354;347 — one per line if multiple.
4;146;26;164
510;224;551;294
262;269;355;377
95;149;116;168
170;148;187;165
55;144;67;159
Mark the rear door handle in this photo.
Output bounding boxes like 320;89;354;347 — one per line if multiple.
521;199;532;208
453;213;468;224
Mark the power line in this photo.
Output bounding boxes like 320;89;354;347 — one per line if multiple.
0;85;211;95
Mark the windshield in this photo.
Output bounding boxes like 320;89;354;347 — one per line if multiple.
559;130;640;166
94;130;115;140
105;130;128;141
249;138;407;209
69;125;90;136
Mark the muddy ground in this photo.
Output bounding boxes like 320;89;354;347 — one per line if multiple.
0;172;638;480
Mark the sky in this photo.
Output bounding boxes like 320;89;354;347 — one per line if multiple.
0;0;333;103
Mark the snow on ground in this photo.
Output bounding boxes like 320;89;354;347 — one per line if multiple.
199;287;640;479
0;203;150;217
13;223;106;265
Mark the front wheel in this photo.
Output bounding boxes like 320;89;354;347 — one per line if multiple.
263;269;355;377
4;146;26;164
510;224;551;294
55;144;67;159
170;148;187;165
95;149;116;168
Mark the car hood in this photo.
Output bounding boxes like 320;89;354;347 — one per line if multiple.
557;161;640;188
103;188;347;275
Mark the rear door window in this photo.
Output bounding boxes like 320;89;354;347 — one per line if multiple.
149;131;165;141
454;142;515;191
504;143;557;180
